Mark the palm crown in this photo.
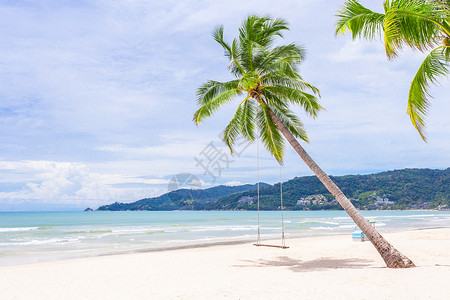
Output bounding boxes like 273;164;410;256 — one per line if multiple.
193;15;322;161
336;0;450;141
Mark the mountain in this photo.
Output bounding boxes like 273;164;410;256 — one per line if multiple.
96;168;450;211
97;183;268;211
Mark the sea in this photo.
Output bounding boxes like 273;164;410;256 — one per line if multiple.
1;210;449;266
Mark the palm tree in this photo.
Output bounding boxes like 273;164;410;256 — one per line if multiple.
193;15;415;268
336;0;450;141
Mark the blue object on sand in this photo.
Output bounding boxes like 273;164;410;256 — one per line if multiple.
352;220;376;241
352;226;366;241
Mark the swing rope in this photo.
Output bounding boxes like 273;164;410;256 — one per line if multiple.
254;133;288;249
280;163;286;248
256;130;261;245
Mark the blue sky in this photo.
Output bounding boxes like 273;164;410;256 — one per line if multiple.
0;0;448;211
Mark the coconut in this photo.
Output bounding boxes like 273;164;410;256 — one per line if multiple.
444;37;450;46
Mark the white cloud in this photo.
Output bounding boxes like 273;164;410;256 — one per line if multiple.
0;160;176;209
330;39;386;63
0;0;448;210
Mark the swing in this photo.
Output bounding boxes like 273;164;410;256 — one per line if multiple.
253;134;288;249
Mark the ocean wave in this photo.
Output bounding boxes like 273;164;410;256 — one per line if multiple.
163;234;255;245
190;225;257;232
0;227;39;233
1;237;81;246
294;220;340;226
312;226;336;231
66;230;113;234
110;226;173;234
145;231;167;235
338;225;356;229
384;214;437;219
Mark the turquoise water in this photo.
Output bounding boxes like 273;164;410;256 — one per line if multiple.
1;210;449;266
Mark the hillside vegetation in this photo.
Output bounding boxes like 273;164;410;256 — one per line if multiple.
96;168;450;211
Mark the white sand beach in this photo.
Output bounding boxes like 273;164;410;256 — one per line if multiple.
0;228;449;300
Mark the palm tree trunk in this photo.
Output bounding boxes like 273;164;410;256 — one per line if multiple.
266;108;415;268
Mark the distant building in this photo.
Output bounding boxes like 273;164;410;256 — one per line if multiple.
375;196;395;206
296;200;310;206
237;196;254;205
296;194;327;206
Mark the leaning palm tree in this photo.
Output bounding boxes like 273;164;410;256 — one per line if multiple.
336;0;450;141
193;15;415;268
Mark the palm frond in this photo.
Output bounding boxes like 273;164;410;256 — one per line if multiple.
258;44;305;75
194;88;241;124
382;0;449;58
335;0;385;40
337;0;449;59
238;15;290;72
222;105;244;153
212;26;245;76
222;99;256;153
262;71;320;96
383;7;403;58
196;80;240;105
240;99;256;141
264;85;323;118
257;101;285;162
212;26;232;60
263;92;309;142
238;15;288;48
260;17;289;48
407;45;450;141
229;38;245;76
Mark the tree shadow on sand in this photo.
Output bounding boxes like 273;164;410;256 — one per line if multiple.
234;256;375;272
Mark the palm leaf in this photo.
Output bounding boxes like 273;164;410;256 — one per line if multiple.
240;99;256;141
213;26;245;76
194;88;241;124
257;101;284;162
407;46;450;141
264;85;322;118
262;71;320;96
212;26;232;60
336;0;385;40
263;92;309;142
259;17;289;47
258;44;305;77
383;0;449;58
196;80;240;105
222;105;244;153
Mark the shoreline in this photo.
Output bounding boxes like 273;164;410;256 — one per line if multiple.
1;228;450;299
2;225;449;268
1;208;449;213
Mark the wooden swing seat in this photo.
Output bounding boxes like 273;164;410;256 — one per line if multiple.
253;243;289;249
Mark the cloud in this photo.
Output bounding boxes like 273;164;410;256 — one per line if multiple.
0;160;176;210
0;0;448;211
330;39;386;63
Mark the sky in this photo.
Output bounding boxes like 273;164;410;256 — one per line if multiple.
0;0;448;211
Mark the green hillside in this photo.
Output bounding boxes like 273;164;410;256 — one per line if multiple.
96;168;450;211
209;168;449;210
97;183;267;211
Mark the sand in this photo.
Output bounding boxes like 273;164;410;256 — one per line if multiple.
0;228;449;300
